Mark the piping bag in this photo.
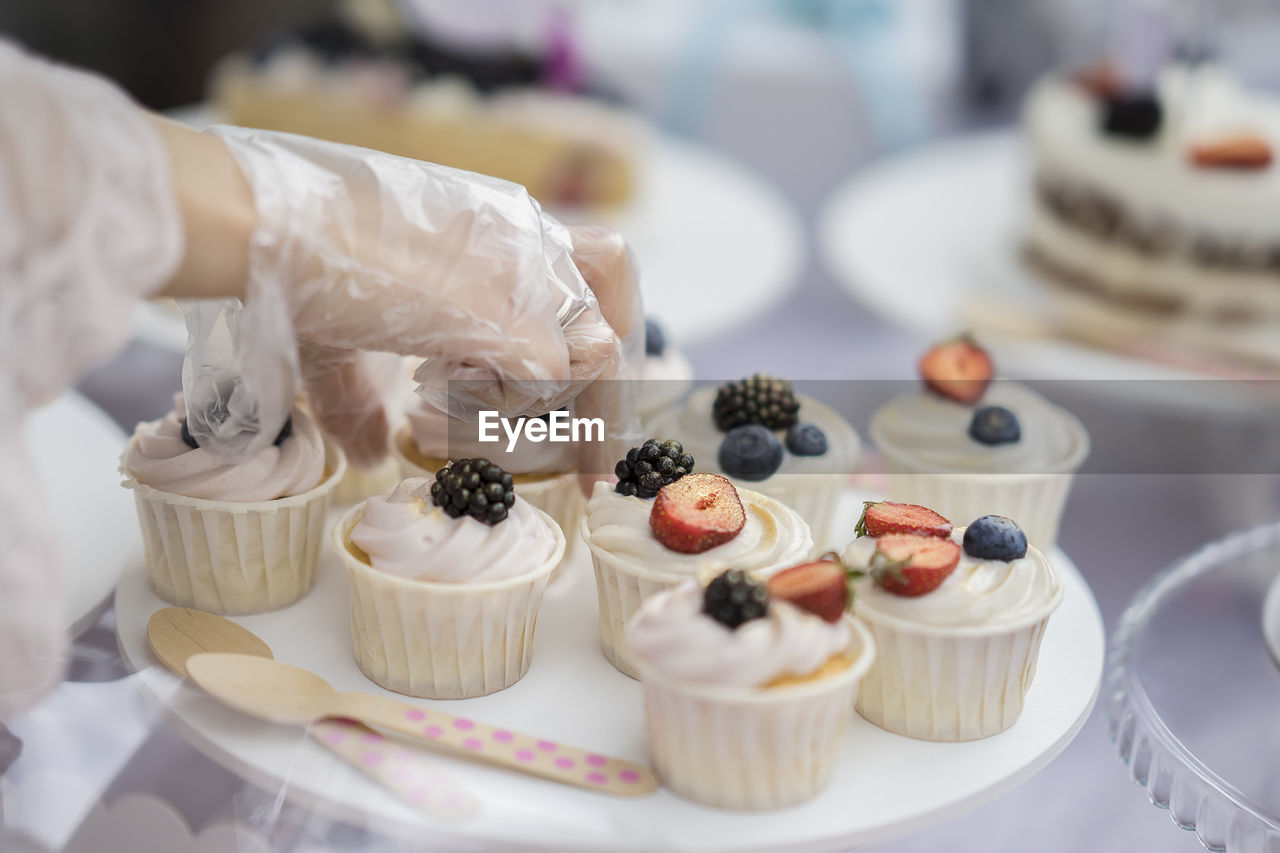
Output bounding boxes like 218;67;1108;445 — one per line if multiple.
179;274;298;460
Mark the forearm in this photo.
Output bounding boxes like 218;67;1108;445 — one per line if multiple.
149;115;255;302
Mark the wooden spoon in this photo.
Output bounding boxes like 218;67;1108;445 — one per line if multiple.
147;608;479;818
186;652;657;797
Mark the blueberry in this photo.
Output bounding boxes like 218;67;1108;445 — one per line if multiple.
968;405;1021;446
718;425;784;481
785;423;828;456
1101;92;1162;140
963;515;1028;561
179;419;199;450
645;318;666;357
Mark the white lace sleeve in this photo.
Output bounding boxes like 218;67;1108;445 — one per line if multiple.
0;38;182;718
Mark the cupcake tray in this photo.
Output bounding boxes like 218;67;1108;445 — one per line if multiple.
114;488;1104;851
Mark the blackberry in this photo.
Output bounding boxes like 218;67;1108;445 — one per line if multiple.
615;438;694;499
429;458;516;525
702;569;769;630
178;414;292;450
180;420;199;450
712;375;800;432
272;415;293;447
1101;92;1162;140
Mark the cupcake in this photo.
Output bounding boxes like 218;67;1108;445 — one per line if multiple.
842;504;1062;741
870;336;1089;548
582;439;813;678
649;375;861;549
332;462;565;699
121;394;345;614
391;393;583;573
636;318;694;429
626;566;875;809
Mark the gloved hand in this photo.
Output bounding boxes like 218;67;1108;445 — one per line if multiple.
295;224;644;473
188;126;624;463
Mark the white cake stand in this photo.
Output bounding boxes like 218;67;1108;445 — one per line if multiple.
115;488;1103;851
818;131;1275;407
25;392;138;637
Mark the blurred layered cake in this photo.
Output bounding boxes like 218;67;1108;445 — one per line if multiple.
1022;61;1280;369
211;2;642;209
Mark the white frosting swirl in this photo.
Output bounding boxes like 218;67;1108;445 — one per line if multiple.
626;581;852;687
650;386;861;477
403;394;575;475
636;348;694;420
842;529;1062;629
583;480;812;577
871;382;1087;474
124;395;326;501
351;478;557;583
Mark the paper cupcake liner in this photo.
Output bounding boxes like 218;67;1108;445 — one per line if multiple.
631;617;875;810
333;503;565;699
854;607;1055;742
390;426;583;577
122;439;346;615
580;511;812;680
878;468;1076;548
332;455;402;507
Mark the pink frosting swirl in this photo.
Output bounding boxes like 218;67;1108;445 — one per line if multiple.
626;581;852;687
350;477;557;583
124;395;327;501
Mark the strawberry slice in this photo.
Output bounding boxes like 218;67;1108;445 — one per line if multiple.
855;501;952;539
1190;133;1273;170
1071;62;1123;100
649;473;745;554
871;534;961;597
767;561;848;623
918;336;993;405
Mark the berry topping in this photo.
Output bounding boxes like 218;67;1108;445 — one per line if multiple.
785;423;828;457
712;375;801;432
272;415;293;447
703;569;769;630
855;501;952;539
615;438;694;499
962;516;1028;561
766;560;848;623
870;534;962;597
180;419;199;450
1071;62;1122;100
718;425;784;482
919;336;993;405
968;405;1021;446
429;458;516;525
644;318;666;357
649;473;746;554
1190;132;1273;170
1101;92;1162;140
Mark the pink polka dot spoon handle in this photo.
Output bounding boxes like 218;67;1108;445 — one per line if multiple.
336;691;657;797
312;719;481;819
186;652;657;797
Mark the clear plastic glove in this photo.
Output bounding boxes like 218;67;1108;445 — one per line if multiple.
195;126;623;463
0;39;182;717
